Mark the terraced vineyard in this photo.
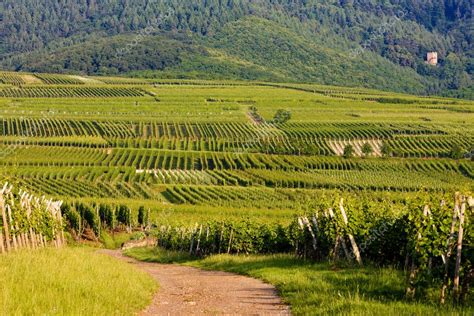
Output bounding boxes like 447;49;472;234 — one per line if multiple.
0;71;472;224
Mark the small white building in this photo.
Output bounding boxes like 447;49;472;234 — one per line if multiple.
426;52;438;65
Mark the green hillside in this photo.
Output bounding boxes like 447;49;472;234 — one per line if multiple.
1;0;472;97
3;18;431;94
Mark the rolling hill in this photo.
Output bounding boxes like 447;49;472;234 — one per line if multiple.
1;0;472;98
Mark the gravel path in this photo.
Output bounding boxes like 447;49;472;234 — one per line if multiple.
101;250;290;315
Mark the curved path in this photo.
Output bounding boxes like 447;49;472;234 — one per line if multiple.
101;250;290;315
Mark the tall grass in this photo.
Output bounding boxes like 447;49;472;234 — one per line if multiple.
0;247;156;315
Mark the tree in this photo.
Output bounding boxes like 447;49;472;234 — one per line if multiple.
361;142;373;157
272;109;291;124
442;53;467;90
449;144;464;159
343;144;354;158
381;142;393;157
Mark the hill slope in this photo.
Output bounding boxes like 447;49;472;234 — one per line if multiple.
1;0;471;97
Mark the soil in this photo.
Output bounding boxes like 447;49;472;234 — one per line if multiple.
101;250;290;315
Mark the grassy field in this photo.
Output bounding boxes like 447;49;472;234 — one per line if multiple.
0;247;156;315
126;247;473;316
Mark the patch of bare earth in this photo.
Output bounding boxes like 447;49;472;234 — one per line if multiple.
328;139;382;157
68;75;104;84
20;74;42;84
101;250;290;315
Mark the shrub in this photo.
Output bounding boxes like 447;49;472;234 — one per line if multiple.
272;109;291;124
343;144;354;158
362;143;373;157
449;144;465;159
381;142;393;157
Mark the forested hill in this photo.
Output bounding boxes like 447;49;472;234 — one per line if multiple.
1;0;472;98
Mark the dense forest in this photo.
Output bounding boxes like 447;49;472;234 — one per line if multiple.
1;0;472;97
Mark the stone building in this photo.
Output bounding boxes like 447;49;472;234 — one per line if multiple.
426;52;438;65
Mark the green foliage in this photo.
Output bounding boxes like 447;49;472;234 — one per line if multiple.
443;53;470;90
272;109;291;124
450;144;465;159
65;208;81;234
148;193;473;306
100;231;136;249
116;205;132;227
343;145;354;158
138;206;146;226
99;204;115;229
2;1;472;96
361;143;373;157
381;142;393;158
82;205;99;234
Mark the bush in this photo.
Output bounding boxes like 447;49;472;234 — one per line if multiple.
272;109;291;124
449;144;465;159
362;143;373;157
381;142;393;157
343;144;354;158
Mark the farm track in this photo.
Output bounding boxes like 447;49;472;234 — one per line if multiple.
101;250;290;316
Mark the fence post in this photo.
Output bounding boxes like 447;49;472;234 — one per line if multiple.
453;196;466;303
440;194;459;304
195;224;203;255
7;205;17;250
218;224;224;254
339;198;362;265
329;207;350;261
302;217;317;251
227;228;234;254
0;232;4;253
0;188;11;252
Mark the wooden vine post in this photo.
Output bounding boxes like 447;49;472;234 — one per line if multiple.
227;228;234;254
440;193;459;304
218;224;224;254
453;195;466;303
328;207;350;261
302;216;317;251
195;224;203;255
339;198;362;265
0;183;11;252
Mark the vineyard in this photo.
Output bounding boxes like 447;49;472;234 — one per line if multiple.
0;71;472;210
0;71;473;308
0;182;65;253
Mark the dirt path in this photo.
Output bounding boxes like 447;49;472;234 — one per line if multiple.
101;250;290;315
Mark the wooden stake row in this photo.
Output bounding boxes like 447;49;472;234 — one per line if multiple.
0;182;65;254
298;198;362;264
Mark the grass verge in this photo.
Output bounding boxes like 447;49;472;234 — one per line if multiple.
125;247;473;315
0;247;156;315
